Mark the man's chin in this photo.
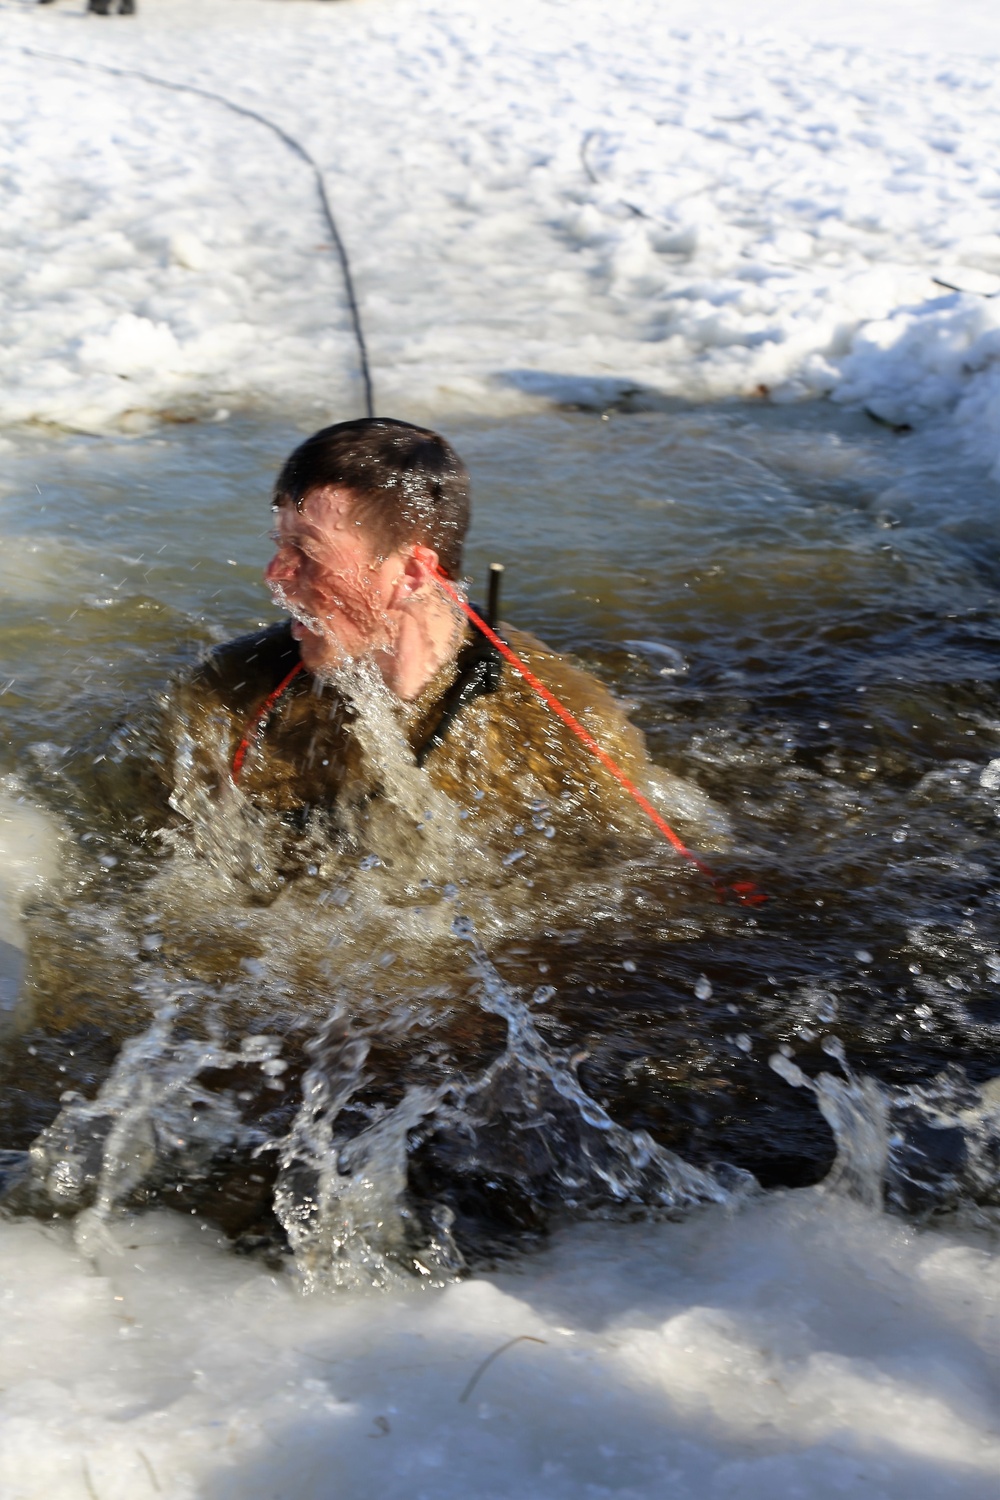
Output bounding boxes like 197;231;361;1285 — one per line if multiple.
292;622;330;662
292;623;357;677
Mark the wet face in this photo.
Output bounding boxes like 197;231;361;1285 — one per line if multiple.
264;487;409;676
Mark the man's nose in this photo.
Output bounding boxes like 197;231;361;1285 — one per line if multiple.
265;547;294;585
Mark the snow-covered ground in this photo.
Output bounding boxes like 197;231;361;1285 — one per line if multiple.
3;1193;999;1500
3;0;1000;474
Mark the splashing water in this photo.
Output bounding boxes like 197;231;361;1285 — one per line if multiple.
271;1009;461;1292
266;580;327;643
2;406;999;1304
324;655;466;883
770;1045;1000;1222
14;899;750;1293
27;982;273;1229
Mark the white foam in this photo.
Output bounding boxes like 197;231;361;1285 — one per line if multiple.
0;1192;996;1499
0;782;62;944
0;783;61;1021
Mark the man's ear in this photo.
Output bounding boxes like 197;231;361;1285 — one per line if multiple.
390;544;441;605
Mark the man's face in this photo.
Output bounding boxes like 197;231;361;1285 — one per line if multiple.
264;487;406;676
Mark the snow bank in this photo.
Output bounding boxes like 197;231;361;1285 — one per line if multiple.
1;1193;997;1500
0;782;60;1018
2;0;1000;471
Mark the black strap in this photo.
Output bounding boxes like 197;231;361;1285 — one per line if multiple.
414;616;504;768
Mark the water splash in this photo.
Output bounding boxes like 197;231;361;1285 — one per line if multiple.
271;1010;462;1293
771;1045;1000;1218
163;706;292;903
265;922;748;1293
324;655;464;883
27;981;278;1238
457;937;748;1215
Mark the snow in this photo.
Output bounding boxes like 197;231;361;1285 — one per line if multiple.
0;786;58;944
0;783;60;1016
2;0;1000;471
1;1193;998;1500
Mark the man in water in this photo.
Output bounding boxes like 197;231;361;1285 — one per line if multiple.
97;417;707;883
179;419;654;825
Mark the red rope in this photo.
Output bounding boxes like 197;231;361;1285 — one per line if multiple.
435;572;765;907
231;661;305;783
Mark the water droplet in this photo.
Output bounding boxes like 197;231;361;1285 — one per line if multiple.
735;1033;752;1053
891;829;907;843
502;849;525;866
820;1035;846;1063
769;1053;807;1089
623;959;637;973
854;949;873;963
694;975;712;1000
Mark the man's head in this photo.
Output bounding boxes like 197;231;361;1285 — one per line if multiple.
265;419;470;689
273;418;469;577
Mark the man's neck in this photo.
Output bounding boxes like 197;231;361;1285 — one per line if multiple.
375;593;463;701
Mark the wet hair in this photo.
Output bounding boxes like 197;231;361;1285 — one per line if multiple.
273;418;470;578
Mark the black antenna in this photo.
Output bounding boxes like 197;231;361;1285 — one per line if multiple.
486;563;504;629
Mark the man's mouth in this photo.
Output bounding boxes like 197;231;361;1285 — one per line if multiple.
270;584;325;640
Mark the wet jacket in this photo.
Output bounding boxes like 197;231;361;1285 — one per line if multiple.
179;620;651;827
91;619;705;877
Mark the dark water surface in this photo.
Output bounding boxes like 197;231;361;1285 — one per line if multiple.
1;404;998;1260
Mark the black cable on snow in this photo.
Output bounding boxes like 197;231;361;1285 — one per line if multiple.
580;129;669;230
15;43;375;418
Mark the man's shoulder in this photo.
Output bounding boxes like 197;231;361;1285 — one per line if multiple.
502;626;622;715
495;623;648;765
189;620;302;711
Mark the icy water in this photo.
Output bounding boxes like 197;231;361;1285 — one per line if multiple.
1;404;999;1497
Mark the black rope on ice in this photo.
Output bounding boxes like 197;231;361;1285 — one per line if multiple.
15;43;375;419
580;129;672;231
